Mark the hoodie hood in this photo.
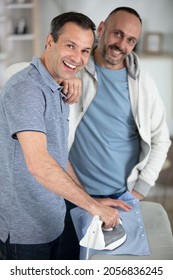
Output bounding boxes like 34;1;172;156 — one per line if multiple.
126;52;140;80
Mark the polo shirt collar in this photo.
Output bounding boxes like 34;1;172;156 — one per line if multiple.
31;57;62;92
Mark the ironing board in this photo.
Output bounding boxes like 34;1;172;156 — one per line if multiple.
89;201;173;260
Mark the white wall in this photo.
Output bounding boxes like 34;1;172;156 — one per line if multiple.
39;0;173;53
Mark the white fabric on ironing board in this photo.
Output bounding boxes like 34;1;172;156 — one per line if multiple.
71;192;151;260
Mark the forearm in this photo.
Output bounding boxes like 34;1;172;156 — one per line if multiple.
67;160;84;190
30;153;97;213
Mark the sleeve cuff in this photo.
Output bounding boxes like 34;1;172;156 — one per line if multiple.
133;179;152;197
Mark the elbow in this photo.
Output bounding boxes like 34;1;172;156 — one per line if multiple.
26;160;42;179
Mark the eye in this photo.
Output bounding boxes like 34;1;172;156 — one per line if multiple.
82;49;90;55
114;31;122;38
128;38;137;46
67;44;74;49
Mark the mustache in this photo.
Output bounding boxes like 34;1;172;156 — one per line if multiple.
109;44;125;55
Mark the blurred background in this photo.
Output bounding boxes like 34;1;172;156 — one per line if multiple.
0;0;173;229
0;0;173;133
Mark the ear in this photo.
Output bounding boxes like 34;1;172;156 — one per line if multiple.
97;21;105;38
45;34;54;49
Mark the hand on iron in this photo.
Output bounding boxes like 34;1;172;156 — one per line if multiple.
94;198;132;211
95;204;120;229
93;201;129;229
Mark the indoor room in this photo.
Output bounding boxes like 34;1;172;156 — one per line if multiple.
0;0;173;261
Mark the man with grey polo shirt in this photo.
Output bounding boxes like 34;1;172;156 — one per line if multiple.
0;12;130;260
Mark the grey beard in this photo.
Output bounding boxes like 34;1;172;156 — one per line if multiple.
104;54;125;66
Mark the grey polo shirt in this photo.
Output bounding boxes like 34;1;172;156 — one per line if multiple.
0;57;69;244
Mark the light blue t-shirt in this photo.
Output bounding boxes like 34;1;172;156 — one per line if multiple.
69;65;140;195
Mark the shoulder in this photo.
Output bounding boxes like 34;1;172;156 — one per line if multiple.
4;62;30;84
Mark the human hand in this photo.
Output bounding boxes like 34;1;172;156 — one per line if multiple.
131;190;144;200
94;198;132;211
91;202;120;229
60;77;82;104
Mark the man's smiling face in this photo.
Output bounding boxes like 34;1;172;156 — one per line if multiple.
44;22;94;81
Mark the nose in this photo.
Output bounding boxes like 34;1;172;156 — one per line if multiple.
73;49;82;64
116;38;126;51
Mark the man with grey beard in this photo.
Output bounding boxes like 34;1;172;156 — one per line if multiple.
58;7;171;259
